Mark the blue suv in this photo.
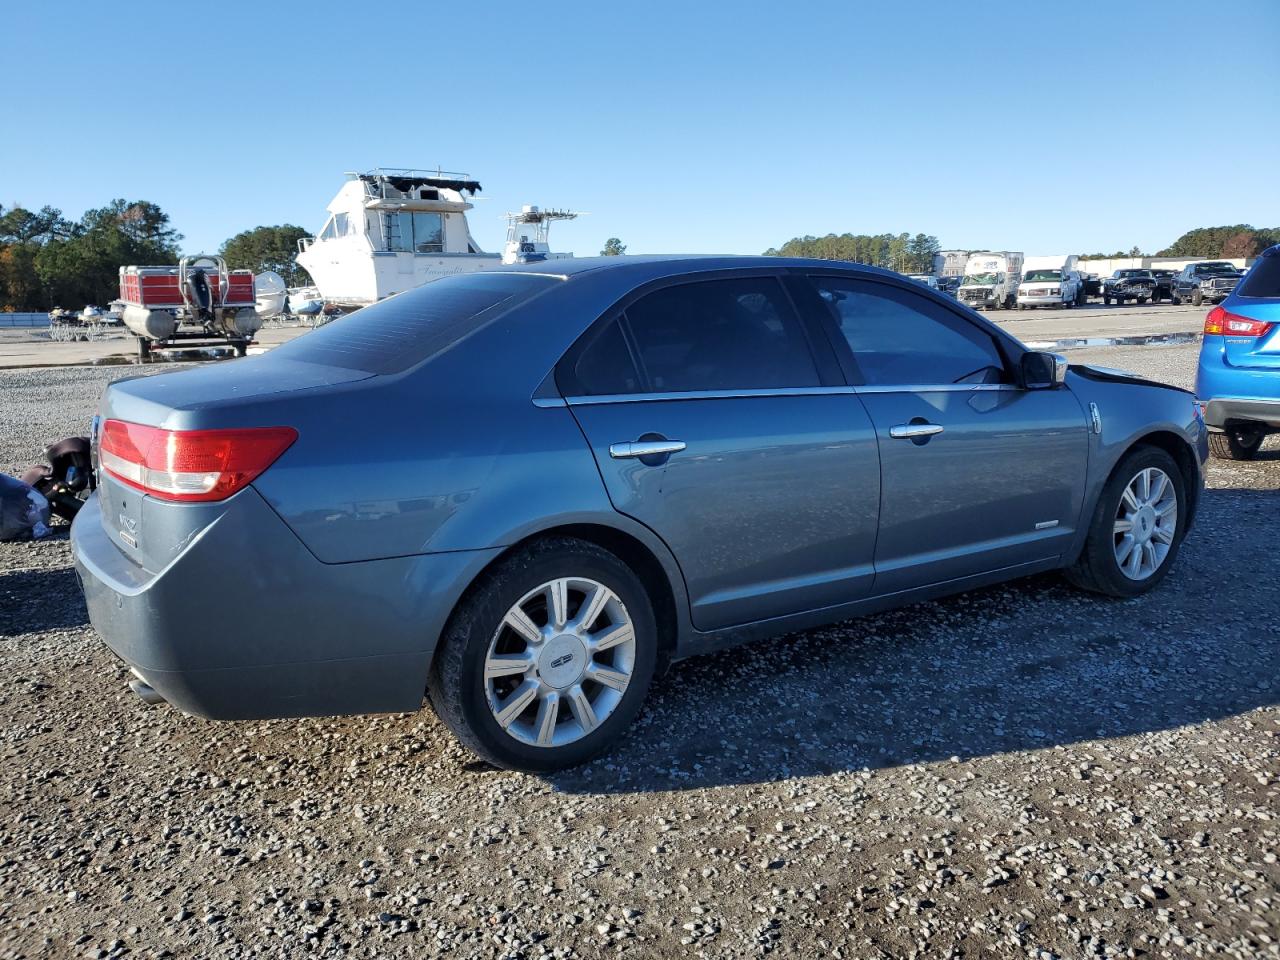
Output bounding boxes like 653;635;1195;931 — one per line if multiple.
1195;244;1280;460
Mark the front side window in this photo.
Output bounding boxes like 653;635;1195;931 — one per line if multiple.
811;278;1008;386
622;277;820;393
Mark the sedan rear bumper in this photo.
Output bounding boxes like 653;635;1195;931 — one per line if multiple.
71;487;501;720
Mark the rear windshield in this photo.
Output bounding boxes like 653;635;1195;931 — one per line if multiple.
270;273;555;373
1237;256;1280;299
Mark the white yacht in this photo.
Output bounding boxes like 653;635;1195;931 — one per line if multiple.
295;168;577;307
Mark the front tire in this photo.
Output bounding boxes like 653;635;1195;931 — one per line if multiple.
1065;446;1187;598
427;537;657;772
1192;289;1203;306
1208;428;1263;461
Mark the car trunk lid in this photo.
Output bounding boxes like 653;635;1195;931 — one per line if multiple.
93;355;371;574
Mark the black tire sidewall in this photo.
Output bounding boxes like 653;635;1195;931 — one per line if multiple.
430;539;657;772
1084;447;1187;597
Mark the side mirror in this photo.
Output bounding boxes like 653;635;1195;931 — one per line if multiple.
1021;351;1068;389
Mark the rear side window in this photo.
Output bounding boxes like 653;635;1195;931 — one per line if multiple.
1238;256;1280;298
567;318;642;396
811;278;1008;386
622;277;820;392
270;273;553;373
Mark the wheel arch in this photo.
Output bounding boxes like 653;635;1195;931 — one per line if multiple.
1120;429;1202;530
435;520;688;675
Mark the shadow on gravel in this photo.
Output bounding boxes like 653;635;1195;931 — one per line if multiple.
551;486;1280;794
0;566;88;637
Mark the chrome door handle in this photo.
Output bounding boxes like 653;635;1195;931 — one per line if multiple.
609;440;686;459
889;423;944;439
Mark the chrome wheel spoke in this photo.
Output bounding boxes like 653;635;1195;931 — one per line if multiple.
567;685;597;733
503;607;542;646
1125;544;1143;578
1137;469;1152;502
572;583;610;632
1113;517;1134;535
546;579;570;630
1115;534;1137;565
1121;486;1141;512
494;679;539;728
1155;498;1177;518
485;653;532;680
534;692;560;746
1152;524;1175;545
586;662;630;691
1148;471;1167;504
590;622;634;653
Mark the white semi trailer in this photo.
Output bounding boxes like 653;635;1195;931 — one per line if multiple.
957;251;1024;311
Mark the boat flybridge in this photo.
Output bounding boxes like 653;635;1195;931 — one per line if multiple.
295;168;579;307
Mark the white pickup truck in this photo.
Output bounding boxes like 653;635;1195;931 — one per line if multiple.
1017;255;1086;309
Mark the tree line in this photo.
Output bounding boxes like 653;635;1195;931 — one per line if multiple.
0;201;310;311
766;225;1280;273
764;233;941;274
5;197;1278;312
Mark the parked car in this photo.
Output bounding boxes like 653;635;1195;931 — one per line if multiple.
71;256;1207;771
1172;261;1242;306
1194;244;1280;459
1103;269;1157;305
1150;269;1176;302
937;275;962;298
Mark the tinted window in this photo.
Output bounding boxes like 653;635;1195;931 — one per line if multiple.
270;273;553;373
1238;256;1280;298
568;319;642;396
812;278;1007;386
622;278;820;392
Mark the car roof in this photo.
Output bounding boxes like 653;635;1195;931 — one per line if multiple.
491;254;903;284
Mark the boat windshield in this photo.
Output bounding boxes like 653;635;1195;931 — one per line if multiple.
1023;270;1061;282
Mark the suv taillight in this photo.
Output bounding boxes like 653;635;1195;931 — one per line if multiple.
1204;306;1273;338
99;420;297;502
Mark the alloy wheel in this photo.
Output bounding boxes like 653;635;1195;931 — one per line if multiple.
483;577;636;747
1113;467;1178;580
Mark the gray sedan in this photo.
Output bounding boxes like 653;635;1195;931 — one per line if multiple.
72;256;1207;771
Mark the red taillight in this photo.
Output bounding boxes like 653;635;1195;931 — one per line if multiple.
1204;305;1273;338
99;420;297;502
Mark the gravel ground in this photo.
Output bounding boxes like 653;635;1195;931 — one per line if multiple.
1;347;1278;960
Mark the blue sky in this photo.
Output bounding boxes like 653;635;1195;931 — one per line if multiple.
2;1;1278;260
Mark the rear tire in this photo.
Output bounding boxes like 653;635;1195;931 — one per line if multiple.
1208;428;1263;461
1192;289;1203;306
1138;297;1149;304
1103;295;1112;305
427;537;657;772
1064;446;1187;598
1171;293;1182;305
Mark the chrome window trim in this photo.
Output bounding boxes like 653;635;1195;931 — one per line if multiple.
554;383;1019;406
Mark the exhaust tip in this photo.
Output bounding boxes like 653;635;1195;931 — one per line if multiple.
128;677;165;706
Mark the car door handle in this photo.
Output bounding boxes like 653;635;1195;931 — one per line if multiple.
609;440;686;459
889;423;944;440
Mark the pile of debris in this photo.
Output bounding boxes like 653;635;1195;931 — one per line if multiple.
1;437;91;541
